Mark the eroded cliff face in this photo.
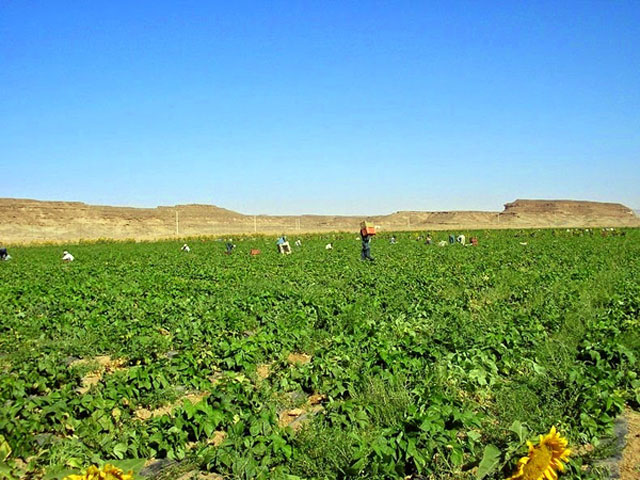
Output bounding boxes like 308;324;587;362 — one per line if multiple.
502;199;635;217
499;199;637;226
0;198;637;243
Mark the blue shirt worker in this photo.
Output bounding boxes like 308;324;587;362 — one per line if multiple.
276;235;291;254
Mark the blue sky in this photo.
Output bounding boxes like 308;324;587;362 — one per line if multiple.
1;1;639;215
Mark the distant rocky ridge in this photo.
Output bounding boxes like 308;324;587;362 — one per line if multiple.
0;198;638;244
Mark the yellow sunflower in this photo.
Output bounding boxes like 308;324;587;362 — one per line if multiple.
508;426;571;480
64;463;134;480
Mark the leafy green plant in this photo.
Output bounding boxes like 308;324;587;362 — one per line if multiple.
0;230;638;479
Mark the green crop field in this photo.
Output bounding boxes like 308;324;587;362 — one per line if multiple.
1;230;639;480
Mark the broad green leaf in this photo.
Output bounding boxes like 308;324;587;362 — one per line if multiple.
65;458;83;469
113;443;128;460
0;461;18;480
509;420;528;444
42;468;78;480
110;459;146;476
450;447;464;467
0;436;10;463
468;431;482;443
476;444;501;479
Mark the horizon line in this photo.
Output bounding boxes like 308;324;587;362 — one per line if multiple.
1;196;636;218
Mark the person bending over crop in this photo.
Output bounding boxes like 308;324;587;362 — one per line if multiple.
276;235;291;254
62;251;74;262
0;247;10;261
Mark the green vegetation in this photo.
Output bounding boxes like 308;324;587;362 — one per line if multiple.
0;230;638;479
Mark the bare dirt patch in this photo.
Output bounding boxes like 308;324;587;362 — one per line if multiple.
208;368;249;384
135;391;210;421
71;355;126;370
287;352;312;365
278;405;324;431
77;372;103;394
185;430;227;451
307;393;326;405
208;430;227;447
208;368;224;385
72;355;127;394
256;363;271;380
278;392;327;431
621;409;640;480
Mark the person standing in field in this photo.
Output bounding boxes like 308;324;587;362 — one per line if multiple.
360;229;374;262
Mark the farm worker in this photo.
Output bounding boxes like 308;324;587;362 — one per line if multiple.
181;244;190;252
283;236;292;254
225;241;235;254
390;236;397;244
448;234;455;245
294;239;302;247
425;235;432;245
438;240;447;247
457;234;466;246
0;247;10;261
360;230;374;262
62;251;74;262
276;235;291;255
470;237;478;247
325;243;333;250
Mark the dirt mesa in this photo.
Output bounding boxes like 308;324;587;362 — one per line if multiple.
0;198;637;244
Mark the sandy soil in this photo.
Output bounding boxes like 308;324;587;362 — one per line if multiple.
621;409;640;480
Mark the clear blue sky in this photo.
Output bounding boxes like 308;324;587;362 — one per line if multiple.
1;1;639;215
